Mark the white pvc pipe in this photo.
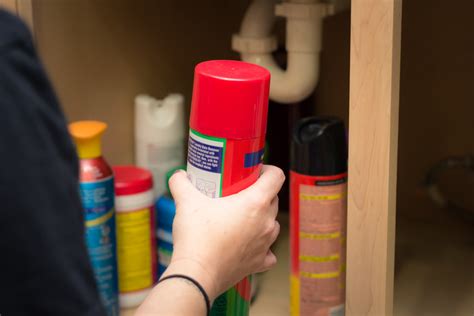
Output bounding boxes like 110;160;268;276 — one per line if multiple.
242;52;320;104
239;0;279;38
235;0;324;104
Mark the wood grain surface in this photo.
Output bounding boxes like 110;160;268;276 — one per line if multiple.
346;0;402;315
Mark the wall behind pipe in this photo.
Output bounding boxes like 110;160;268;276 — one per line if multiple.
33;0;248;165
313;0;474;217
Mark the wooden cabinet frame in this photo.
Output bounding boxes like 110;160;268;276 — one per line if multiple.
346;0;402;315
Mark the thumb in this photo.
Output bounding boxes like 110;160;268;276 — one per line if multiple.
168;170;200;203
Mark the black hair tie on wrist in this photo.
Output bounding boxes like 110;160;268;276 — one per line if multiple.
158;274;211;315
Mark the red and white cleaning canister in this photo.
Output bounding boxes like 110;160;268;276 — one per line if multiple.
187;60;270;316
113;166;157;308
290;117;348;316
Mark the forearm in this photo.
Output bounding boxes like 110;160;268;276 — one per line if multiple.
135;260;218;316
135;277;206;316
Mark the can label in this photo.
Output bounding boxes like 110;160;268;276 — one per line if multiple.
156;196;176;277
187;129;225;197
157;244;173;276
80;176;119;316
116;206;157;293
157;227;173;276
187;129;264;316
290;171;347;316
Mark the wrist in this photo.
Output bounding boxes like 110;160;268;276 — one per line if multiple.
162;257;219;301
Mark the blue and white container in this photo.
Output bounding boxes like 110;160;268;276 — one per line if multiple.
155;196;175;277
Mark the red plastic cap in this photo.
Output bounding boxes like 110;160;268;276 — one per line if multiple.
190;60;270;139
113;165;153;196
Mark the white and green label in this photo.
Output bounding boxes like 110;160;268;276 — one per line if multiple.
187;129;226;198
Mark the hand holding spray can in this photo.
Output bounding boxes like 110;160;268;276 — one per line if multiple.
186;60;270;316
290;117;348;316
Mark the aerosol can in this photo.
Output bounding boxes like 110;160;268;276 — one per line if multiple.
69;121;119;316
187;60;270;316
290;117;348;316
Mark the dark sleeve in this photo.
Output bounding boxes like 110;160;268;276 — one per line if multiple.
0;10;106;316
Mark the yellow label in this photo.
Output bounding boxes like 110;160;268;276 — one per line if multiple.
117;208;153;292
340;263;346;272
290;275;300;316
299;254;340;263
85;209;114;227
300;192;345;201
300;271;340;279
300;231;340;240
340;235;346;245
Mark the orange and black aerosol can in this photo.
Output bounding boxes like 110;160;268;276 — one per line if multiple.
290;117;348;316
186;60;270;316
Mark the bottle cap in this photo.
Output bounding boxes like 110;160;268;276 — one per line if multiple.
69;121;107;159
190;60;270;139
291;116;348;176
113;165;153;196
135;93;185;143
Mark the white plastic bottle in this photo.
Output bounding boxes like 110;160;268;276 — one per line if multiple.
135;94;185;198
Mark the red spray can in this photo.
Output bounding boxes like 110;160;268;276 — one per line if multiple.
187;60;270;315
290;117;348;316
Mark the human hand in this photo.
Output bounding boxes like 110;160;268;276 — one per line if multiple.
163;165;285;301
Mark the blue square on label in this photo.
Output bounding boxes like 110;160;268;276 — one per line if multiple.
244;149;264;168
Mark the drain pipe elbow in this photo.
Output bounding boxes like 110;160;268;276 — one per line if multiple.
233;0;332;104
242;52;320;103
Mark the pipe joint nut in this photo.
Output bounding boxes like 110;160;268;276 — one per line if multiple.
275;2;332;20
